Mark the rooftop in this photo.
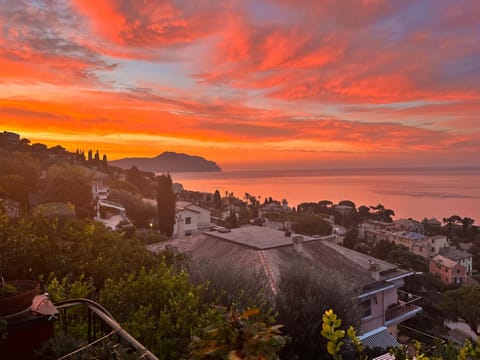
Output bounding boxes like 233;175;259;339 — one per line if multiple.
440;246;472;261
393;231;426;241
431;254;459;268
148;226;411;295
203;225;319;250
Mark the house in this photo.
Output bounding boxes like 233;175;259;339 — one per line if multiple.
96;199;133;231
430;255;466;285
392;219;424;233
84;168;110;201
358;221;393;243
173;201;213;238
148;226;421;349
387;232;449;259
440;246;473;275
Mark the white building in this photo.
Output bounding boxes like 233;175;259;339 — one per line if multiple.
173;201;213;238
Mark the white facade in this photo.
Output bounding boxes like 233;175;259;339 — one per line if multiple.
173;202;212;238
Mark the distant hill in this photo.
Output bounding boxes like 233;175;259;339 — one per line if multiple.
109;152;222;173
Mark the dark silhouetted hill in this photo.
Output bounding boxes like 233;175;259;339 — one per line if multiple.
109;152;222;173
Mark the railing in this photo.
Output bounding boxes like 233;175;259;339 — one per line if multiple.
397;289;421;303
55;298;158;360
386;303;422;322
385;290;422;325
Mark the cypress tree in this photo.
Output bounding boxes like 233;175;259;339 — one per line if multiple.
157;174;176;237
213;189;222;210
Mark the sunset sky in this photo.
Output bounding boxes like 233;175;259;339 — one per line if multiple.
1;0;479;170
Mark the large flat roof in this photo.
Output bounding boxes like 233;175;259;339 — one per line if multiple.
203;226;325;250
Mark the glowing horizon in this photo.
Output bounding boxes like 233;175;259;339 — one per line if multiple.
1;0;479;170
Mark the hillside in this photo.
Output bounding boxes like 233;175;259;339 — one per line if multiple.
109;151;222;173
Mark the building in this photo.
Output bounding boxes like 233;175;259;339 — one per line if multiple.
84;168;110;201
430;255;466;285
96;199;134;231
440;246;473;275
149;226;422;349
385;231;448;259
358;221;393;243
173;201;213;238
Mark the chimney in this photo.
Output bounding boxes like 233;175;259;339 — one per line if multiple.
292;235;304;253
368;261;381;280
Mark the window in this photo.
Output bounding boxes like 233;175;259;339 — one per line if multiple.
431;247;435;252
185;217;191;225
457;269;460;273
360;299;371;318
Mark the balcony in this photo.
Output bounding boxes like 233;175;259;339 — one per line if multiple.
385;291;422;327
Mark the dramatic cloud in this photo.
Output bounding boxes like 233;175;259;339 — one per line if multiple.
0;0;479;169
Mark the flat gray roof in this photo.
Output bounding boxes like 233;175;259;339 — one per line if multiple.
203;226;324;250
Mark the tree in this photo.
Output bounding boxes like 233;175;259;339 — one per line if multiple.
157;174;176;237
338;200;356;209
461;217;475;237
213;189;222;210
291;215;332;236
99;264;211;358
370;204;395;223
228;208;239;229
443;215;462;238
107;188;156;228
441;285;480;336
357;205;370;222
342;227;359;250
45;164;94;218
275;260;360;359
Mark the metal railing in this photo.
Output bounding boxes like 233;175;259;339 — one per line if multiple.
55;298;159;360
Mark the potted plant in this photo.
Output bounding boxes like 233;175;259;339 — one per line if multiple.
0;278;40;316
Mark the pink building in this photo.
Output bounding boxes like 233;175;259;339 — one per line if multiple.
430;255;466;285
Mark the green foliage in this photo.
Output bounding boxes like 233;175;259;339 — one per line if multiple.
370;204;395;223
343;227;359;249
290;214;332;236
45;275;96;303
440;285;480;335
0;213;158;287
371;241;427;272
157;174;176;237
109;179;140;194
188;259;271;313
189;307;286;360
45;276;96;340
0;150;40;206
275;260;360;359
228;209;239;228
320;309;345;360
214;190;222;210
99;264;211;358
321;310;480;360
0;283;17;296
45;164;94;218
136;229;168;245
320;309;366;360
107;188;156;228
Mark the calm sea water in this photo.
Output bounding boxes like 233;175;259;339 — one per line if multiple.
169;167;480;222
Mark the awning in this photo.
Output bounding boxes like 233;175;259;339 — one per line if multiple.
359;327;400;349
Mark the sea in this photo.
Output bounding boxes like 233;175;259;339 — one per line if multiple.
168;167;480;222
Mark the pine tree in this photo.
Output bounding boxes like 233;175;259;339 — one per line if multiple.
157;174;176;237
